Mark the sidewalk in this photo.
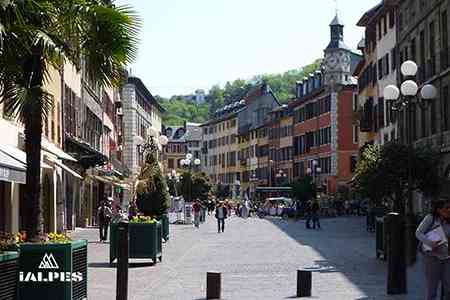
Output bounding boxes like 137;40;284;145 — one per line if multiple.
72;216;427;299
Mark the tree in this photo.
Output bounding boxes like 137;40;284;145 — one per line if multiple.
0;0;140;240
291;176;316;202
354;142;442;213
179;171;212;203
135;151;170;216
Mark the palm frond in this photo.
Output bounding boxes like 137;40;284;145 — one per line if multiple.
81;3;141;87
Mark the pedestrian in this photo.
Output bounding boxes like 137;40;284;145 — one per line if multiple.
215;202;228;233
305;200;312;229
192;199;201;228
97;200;112;242
416;199;450;300
311;200;321;229
344;200;350;216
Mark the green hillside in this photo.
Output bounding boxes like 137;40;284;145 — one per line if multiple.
158;59;322;126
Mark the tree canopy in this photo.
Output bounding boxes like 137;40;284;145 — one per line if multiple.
353;142;443;213
158;59;322;126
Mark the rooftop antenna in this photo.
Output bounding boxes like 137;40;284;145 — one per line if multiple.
334;0;339;16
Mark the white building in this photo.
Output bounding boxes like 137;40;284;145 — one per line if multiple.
121;76;165;207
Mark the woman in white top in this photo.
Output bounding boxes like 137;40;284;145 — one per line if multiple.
416;199;450;300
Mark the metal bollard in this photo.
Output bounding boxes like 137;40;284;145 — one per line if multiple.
297;269;312;297
116;221;129;300
385;213;407;295
206;272;221;299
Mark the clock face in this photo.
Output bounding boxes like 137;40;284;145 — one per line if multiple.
326;54;339;70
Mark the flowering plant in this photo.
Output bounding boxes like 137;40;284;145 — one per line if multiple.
130;215;157;224
45;232;72;244
0;232;21;252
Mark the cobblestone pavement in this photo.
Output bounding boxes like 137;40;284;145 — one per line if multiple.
72;215;427;300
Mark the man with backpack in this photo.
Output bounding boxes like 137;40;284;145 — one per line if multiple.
97;200;112;242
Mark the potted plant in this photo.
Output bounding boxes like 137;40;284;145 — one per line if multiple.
17;232;88;300
110;216;162;265
0;232;21;299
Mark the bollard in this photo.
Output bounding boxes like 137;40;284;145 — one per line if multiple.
385;213;407;294
116;221;129;300
206;272;221;299
297;270;312;297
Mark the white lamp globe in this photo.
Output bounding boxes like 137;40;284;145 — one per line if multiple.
421;84;438;100
171;169;177;176
159;135;169;146
316;167;322;173
401;80;419;96
312;160;318;166
307;168;312;174
180;159;186;166
384;85;400;100
194;158;201;165
401;60;418;77
185;159;191;165
186;153;193;160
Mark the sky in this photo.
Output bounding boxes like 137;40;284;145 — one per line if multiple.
115;0;381;98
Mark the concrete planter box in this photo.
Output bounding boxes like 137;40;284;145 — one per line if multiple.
109;222;162;265
17;240;88;300
0;251;19;300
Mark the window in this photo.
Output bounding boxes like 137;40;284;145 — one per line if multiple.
168;159;174;169
384;53;390;76
410;38;416;62
378;59;383;79
441;11;448;70
421;105;427;138
383;15;388;35
430;21;436;76
353;125;359;144
442;86;449;131
389;9;395;28
391;48;397;71
353;94;358;112
351;155;358;173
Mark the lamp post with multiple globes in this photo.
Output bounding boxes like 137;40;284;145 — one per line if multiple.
383;60;437;294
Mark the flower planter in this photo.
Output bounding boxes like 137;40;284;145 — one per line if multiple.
17;240;88;300
109;222;162;265
158;214;169;241
0;251;19;300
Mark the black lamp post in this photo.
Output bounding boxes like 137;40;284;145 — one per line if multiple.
307;160;322;196
383;60;437;294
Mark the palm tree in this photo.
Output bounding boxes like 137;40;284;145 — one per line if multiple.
0;0;140;241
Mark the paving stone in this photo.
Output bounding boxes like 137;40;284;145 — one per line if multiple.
72;215;426;300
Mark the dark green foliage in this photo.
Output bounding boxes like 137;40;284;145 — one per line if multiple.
157;59;322;125
179;171;212;202
354;142;443;212
291;176;316;202
135;152;170;216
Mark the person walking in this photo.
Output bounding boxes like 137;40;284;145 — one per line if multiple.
305;200;312;229
192;199;201;228
97;200;112;242
215;202;228;233
416;199;450;300
311;200;321;229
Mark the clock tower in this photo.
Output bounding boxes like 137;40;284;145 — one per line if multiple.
323;14;352;88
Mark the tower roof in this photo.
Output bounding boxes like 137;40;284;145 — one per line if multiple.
330;14;344;26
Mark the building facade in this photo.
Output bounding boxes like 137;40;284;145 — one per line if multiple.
292;15;361;195
396;0;450;200
121;76;165;208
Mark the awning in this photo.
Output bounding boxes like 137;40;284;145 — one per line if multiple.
46;157;82;179
41;139;77;162
92;175;131;190
0;150;26;184
0;144;52;169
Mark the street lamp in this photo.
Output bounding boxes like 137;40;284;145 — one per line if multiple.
383;60;437;215
383;60;436;294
